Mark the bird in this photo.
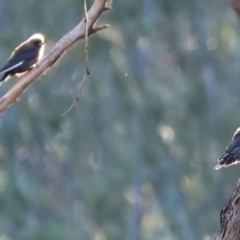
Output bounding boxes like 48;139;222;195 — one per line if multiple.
215;127;240;170
0;33;45;82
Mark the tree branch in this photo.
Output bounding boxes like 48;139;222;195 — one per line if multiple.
0;0;109;114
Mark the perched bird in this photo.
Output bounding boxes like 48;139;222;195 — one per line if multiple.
0;33;45;82
215;127;240;170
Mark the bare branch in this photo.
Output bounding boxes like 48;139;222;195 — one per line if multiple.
89;24;110;35
0;0;109;114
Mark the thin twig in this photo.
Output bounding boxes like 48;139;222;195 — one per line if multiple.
62;0;90;116
62;72;88;116
83;0;90;75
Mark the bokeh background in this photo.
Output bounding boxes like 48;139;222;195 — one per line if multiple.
0;0;239;239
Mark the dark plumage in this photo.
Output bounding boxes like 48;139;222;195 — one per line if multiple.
0;33;45;82
215;127;240;170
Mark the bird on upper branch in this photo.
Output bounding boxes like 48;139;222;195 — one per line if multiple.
215;127;240;170
0;33;45;82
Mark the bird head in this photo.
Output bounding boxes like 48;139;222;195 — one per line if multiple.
28;34;45;48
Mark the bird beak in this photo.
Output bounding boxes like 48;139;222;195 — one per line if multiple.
39;42;45;46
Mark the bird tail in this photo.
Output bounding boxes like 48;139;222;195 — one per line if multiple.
214;163;222;170
0;73;9;82
214;153;235;170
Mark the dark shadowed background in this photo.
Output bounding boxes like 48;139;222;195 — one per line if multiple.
0;0;238;239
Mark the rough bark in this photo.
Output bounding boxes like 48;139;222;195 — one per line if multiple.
0;0;109;114
215;177;240;240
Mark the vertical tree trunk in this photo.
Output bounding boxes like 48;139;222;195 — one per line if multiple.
215;1;240;238
215;177;240;240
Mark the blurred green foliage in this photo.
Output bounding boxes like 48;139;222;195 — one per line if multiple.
0;0;239;239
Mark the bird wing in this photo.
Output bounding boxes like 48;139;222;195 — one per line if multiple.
0;48;37;74
222;138;240;156
0;61;23;74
